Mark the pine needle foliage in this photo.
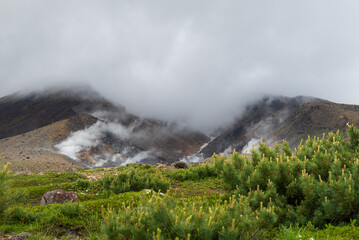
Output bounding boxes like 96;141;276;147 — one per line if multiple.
165;163;218;181
101;169;170;194
214;125;359;227
102;192;277;240
0;162;25;223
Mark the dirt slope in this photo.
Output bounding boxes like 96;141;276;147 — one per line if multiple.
0;114;97;173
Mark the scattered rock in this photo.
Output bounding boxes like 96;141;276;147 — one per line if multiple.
171;161;188;169
0;232;31;240
144;189;152;194
40;189;79;205
144;189;164;195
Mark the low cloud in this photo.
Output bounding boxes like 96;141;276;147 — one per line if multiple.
1;1;359;132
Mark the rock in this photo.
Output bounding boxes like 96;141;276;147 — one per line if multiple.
171;161;188;169
10;232;31;240
0;232;31;240
156;163;168;169
40;189;79;206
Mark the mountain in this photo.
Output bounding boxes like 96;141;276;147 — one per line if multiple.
0;87;208;172
2;86;359;173
199;96;359;157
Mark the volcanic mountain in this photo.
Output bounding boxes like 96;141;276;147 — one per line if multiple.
1;87;359;173
199;96;359;158
0;87;208;172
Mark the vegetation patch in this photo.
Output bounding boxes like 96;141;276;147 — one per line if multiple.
1;125;359;239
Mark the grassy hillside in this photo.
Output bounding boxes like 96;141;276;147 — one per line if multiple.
2;126;359;239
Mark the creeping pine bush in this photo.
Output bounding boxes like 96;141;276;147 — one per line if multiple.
102;193;277;240
101;169;170;194
0;162;25;223
214;125;359;227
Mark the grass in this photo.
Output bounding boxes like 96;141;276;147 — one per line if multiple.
273;222;359;240
2;153;359;239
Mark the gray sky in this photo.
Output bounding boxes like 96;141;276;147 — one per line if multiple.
1;1;359;132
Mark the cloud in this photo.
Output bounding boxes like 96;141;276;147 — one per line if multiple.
1;1;359;132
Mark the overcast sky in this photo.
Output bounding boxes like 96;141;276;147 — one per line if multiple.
1;1;359;132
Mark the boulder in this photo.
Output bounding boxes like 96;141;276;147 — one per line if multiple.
40;189;79;206
165;166;176;170
171;161;188;169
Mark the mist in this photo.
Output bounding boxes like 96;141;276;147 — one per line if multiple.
1;1;359;132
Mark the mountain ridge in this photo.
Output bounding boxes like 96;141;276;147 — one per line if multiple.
2;87;359;172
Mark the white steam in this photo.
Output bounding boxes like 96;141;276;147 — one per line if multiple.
55;121;134;166
180;137;215;164
120;151;151;166
241;138;261;154
222;146;234;155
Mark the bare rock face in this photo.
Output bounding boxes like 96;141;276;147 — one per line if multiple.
171;161;188;169
40;189;79;205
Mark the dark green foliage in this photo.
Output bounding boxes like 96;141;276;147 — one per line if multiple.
102;193;277;240
5;191;146;237
10;171;86;188
76;178;90;190
165;163;218;181
168;177;226;198
274;221;359;240
0;162;26;223
101;169;170;194
214;125;359;227
4;125;359;239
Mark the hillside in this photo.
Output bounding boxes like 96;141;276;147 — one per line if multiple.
0;87;208;172
2;126;359;239
200;96;359;157
0;114;97;173
2;87;359;171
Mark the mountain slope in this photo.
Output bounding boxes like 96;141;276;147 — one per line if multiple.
0;87;122;139
0;87;208;171
200;96;359;157
0;114;97;172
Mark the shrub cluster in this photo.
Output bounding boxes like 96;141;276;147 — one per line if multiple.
101;168;170;194
0;162;25;223
165;163;218;181
214;125;359;227
5;191;146;236
102;193;277;240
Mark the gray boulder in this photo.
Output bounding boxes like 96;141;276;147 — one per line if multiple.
171;161;188;169
40;189;79;205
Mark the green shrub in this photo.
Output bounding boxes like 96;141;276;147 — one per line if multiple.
214;125;359;227
274;221;359;240
165;164;218;181
0;162;26;223
7;207;39;224
76;178;91;190
102;193;277;240
101;169;170;194
10;171;86;188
